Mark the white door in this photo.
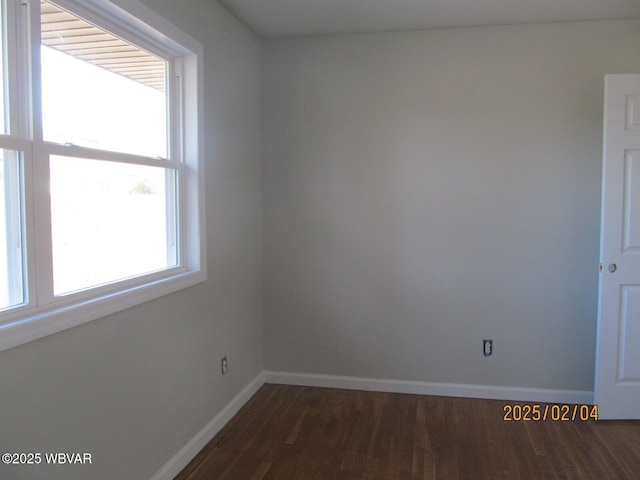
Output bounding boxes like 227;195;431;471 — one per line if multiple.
595;74;640;419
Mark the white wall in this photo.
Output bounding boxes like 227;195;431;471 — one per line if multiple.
0;1;262;479
262;20;640;392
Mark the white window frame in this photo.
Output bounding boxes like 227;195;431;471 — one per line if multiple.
0;0;205;352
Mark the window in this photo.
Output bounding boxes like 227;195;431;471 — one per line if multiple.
0;0;204;351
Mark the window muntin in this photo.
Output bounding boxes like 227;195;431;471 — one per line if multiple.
40;1;168;158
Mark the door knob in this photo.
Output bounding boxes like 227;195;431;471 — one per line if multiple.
608;263;617;273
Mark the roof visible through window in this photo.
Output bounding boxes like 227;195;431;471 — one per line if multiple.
40;0;166;92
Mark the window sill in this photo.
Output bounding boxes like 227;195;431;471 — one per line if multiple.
0;269;206;352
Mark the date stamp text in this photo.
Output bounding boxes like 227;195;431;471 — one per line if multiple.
503;404;599;421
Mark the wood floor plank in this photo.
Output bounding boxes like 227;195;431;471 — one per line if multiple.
177;384;640;479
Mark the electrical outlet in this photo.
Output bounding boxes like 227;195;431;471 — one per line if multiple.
221;356;228;375
483;339;493;357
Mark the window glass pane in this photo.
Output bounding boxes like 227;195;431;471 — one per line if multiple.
0;149;24;309
40;1;167;158
50;156;177;295
0;1;7;135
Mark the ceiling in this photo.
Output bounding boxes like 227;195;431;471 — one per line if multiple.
217;0;640;38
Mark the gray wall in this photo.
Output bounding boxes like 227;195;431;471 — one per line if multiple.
0;1;262;479
262;20;640;391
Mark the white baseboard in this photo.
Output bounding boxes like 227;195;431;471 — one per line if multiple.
151;372;265;480
263;370;595;405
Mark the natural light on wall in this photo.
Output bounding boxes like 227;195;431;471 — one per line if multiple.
40;1;177;295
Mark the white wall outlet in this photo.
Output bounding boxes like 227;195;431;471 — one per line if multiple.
483;339;493;357
221;356;228;375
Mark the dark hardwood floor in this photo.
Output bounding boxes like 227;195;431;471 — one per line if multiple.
176;384;640;479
